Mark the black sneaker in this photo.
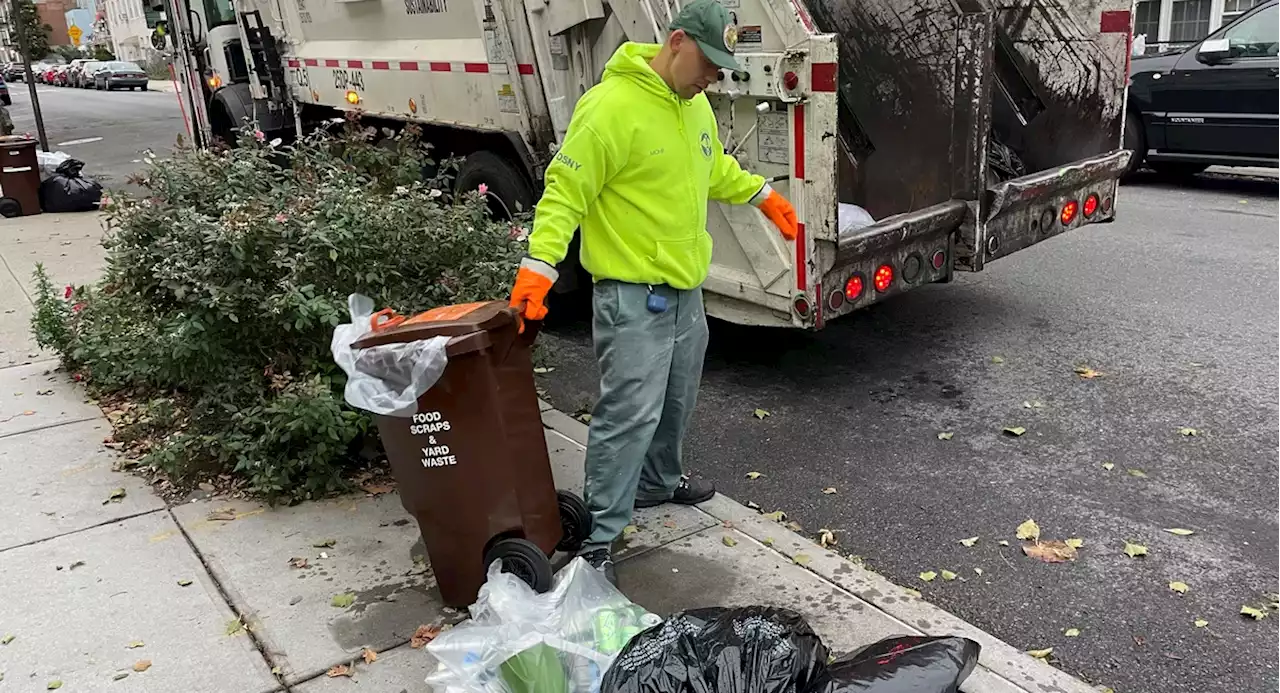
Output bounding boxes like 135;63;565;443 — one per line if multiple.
634;477;716;509
579;547;617;587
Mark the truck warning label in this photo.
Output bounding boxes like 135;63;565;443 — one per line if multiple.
405;0;446;14
738;25;761;43
410;411;457;467
757;112;789;165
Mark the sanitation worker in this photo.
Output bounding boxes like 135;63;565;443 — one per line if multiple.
508;0;797;586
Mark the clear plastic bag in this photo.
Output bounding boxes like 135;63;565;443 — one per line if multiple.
837;203;876;234
427;558;662;693
330;293;449;417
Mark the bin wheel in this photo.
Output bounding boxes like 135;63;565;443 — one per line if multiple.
0;197;20;218
556;490;593;553
484;538;553;593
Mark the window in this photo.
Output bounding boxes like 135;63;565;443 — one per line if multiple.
1222;0;1266;24
1222;4;1278;57
1133;0;1161;54
202;0;235;27
1169;0;1211;43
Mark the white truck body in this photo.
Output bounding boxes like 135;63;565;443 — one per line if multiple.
167;0;1134;329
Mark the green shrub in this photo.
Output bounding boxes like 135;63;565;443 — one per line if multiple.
33;123;527;501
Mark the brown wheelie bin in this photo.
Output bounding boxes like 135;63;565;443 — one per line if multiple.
352;300;592;607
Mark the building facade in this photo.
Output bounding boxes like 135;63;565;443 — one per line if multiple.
36;0;76;47
103;0;150;60
1133;0;1270;54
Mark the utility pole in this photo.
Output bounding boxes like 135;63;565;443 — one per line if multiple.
9;0;47;151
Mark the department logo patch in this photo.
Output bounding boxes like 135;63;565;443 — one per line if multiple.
699;131;712;158
723;24;738;52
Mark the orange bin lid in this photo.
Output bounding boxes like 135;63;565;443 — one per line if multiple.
351;300;517;354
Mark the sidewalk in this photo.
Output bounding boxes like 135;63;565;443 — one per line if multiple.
0;212;1101;692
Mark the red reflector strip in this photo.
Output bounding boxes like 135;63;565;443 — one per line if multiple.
371;61;389;70
463;63;489;73
399;61;419;71
811;63;836;92
347;60;364;68
518;63;535;75
324;59;338;67
286;59;300;68
793;103;806;180
1100;9;1131;33
429;62;451;72
303;58;318;66
795;223;807;291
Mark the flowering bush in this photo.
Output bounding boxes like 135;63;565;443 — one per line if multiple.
31;124;527;501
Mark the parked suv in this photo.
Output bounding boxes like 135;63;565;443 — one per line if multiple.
1125;0;1278;175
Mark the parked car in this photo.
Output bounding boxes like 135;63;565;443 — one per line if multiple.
1125;0;1279;175
76;60;104;88
95;61;147;91
52;65;72;86
42;66;59;84
0;75;9;106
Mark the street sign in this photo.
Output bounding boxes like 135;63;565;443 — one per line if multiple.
67;25;83;45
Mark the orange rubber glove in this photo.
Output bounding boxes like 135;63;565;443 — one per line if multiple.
509;258;559;323
755;187;798;241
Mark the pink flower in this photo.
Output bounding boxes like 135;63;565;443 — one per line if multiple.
274;213;288;223
72;302;85;313
100;194;112;207
477;183;489;196
253;130;266;142
63;285;73;299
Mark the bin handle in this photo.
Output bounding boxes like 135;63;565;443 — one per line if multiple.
370;308;406;332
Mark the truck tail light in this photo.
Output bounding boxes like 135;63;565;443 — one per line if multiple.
793;294;811;318
207;74;222;89
931;249;946;270
1083;193;1099;218
844;274;864;301
1060;200;1079;225
345;90;361;104
828;288;845;311
873;265;894;292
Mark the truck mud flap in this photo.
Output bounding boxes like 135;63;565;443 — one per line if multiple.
978;149;1131;265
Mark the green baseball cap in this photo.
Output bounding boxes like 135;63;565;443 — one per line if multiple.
669;0;741;71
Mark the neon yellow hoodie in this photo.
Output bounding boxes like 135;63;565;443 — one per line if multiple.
528;42;766;290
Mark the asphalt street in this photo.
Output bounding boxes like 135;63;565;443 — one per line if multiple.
537;172;1280;693
5;81;188;189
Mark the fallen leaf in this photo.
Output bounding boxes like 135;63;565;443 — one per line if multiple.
47;681;62;690
326;664;353;678
1123;542;1149;558
903;588;922;598
1073;366;1103;379
1127;468;1148;478
1169;581;1189;594
793;554;811;566
1;634;13;645
1194;619;1208;628
225;619;244;636
411;624;442;648
998;540;1010;546
1064;628;1080;637
532;366;553;374
1026;647;1053;659
991;355;1005;364
360;483;394;495
578;414;592;423
662;519;678;529
762;510;787;523
288;557;309;569
127;641;145;649
1163;528;1195;536
313;539;336;548
362;647;377;664
1003;426;1027;437
177;579;193;586
937;432;954;440
1179;427;1199;437
1023;540;1078;563
206;509;237;522
753;408;771;419
1241;605;1268;620
69;561;85;570
22;410;34;416
133;660;152;672
722;535;738;547
762;537;775;547
818;529;836;548
940;569;957;581
621;525;638;537
36;389;53;396
1065;538;1084;549
113;672;129;680
745;471;763;480
104;487;127;504
919;571;937;582
331;593;356;608
959;536;979;547
785;521;804;532
974;567;984;576
1101;462;1115;471
1015;519;1041;541
821;487;837;495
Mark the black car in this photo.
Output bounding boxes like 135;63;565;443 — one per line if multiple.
1125;0;1278;176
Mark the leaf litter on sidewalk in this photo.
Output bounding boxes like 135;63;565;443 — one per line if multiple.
1023;540;1077;563
1123;542;1149;558
1015;519;1041;541
959;536;979;547
411;624;443;648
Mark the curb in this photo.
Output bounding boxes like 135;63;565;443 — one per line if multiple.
539;403;1099;693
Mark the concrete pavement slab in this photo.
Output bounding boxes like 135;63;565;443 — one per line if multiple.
170;494;449;686
0;362;101;439
0;511;278;692
0;211;107;290
0;266;44;368
293;641;438;691
0;418;165;550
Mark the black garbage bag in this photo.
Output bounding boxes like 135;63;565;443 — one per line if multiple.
38;159;101;212
601;606;830;693
818;636;980;693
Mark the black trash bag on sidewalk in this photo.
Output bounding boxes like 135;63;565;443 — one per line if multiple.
817;636;980;693
38;159;102;212
601;606;830;693
601;606;980;693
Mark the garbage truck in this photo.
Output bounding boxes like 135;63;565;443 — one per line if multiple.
156;0;1134;329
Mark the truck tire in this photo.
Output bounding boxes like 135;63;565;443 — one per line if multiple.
455;151;534;221
1122;110;1145;178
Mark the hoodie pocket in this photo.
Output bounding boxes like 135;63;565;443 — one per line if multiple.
652;234;713;284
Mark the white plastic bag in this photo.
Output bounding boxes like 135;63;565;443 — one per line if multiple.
330;293;449;417
426;558;662;693
838;203;876;234
36;150;72;181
